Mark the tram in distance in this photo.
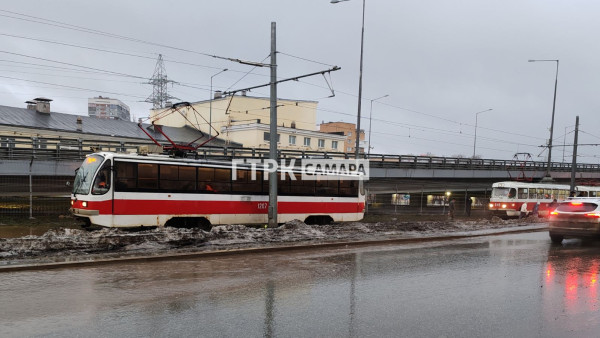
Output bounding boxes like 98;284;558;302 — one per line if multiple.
489;181;600;218
69;152;365;228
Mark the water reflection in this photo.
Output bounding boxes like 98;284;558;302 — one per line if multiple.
5;232;600;337
544;242;600;332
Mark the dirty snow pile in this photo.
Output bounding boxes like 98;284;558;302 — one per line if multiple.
0;217;546;260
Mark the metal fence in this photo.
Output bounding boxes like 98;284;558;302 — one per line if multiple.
2;135;600;217
0;175;72;218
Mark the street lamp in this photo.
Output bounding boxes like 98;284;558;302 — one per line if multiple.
367;94;388;157
331;0;366;159
472;108;492;158
528;59;559;179
209;68;228;140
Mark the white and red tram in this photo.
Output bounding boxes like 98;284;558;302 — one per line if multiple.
70;152;365;228
489;181;600;218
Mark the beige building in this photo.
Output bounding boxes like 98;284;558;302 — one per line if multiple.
319;121;365;154
150;94;346;152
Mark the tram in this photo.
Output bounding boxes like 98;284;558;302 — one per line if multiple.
69;152;365;228
489;181;600;218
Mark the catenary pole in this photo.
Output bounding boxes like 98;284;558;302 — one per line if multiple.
570;116;579;193
268;22;278;228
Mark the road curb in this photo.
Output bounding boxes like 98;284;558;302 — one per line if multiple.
0;226;548;273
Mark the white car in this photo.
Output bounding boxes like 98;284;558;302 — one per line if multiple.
548;198;600;244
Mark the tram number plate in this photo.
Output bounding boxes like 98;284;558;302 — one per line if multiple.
257;202;268;210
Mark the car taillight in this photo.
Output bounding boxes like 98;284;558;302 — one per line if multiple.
550;211;558;216
571;202;583;206
585;213;600;218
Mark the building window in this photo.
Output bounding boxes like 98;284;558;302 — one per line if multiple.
318;139;325;148
332;141;338;150
0;137;15;148
33;138;47;149
348;131;352;136
347;147;352;152
264;132;280;142
304;137;311;146
289;135;296;145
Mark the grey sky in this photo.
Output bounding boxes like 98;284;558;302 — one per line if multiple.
1;0;599;162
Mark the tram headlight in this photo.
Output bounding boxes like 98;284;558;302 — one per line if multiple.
502;204;507;209
489;203;493;209
82;201;88;208
70;200;74;206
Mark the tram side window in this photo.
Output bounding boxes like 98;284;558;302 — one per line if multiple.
536;188;544;200
179;166;196;191
518;188;528;199
278;172;292;195
92;160;111;195
290;172;315;196
558;190;568;200
138;163;158;190
214;168;232;193
160;165;195;192
115;161;137;191
316;178;338;196
197;167;215;192
198;167;231;193
340;179;359;197
508;188;517;198
543;189;552;199
232;169;262;194
529;189;538;199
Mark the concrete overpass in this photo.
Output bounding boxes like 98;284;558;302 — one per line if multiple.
2;145;600;186
366;155;600;194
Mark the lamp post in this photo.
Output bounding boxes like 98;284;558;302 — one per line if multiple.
209;68;228;140
472;108;492;158
331;0;366;159
528;59;559;179
367;94;388;157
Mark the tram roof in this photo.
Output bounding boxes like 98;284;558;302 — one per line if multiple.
492;181;600;191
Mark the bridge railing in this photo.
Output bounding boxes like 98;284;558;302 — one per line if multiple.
2;135;600;172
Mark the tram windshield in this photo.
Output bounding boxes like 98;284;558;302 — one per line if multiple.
73;154;104;195
491;187;516;199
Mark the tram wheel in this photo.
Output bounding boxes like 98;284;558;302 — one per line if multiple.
165;217;212;231
304;216;333;225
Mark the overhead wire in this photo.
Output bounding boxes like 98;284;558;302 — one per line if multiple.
0;8;560;157
0;74;147;99
0;9;268;66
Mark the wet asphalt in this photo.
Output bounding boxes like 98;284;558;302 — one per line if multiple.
2;231;600;337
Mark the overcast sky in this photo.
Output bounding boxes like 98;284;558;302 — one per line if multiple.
1;0;599;162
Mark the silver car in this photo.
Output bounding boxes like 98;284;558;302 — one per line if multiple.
548;198;600;244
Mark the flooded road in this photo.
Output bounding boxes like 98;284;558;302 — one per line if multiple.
2;231;600;337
